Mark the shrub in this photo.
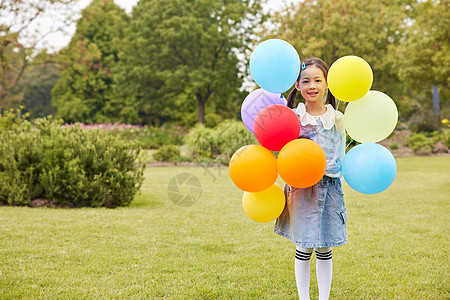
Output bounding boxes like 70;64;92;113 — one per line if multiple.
213;120;258;159
390;142;399;150
122;125;186;149
405;132;440;153
409;113;438;133
183;124;217;158
441;129;450;150
152;145;181;162
0;106;30;129
0;117;145;207
73;123;187;149
184;120;258;161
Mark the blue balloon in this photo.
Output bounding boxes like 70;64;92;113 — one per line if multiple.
250;39;300;94
342;143;397;194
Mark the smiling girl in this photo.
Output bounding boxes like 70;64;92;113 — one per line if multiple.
274;58;347;300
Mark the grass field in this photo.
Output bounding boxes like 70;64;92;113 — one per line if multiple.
0;157;449;299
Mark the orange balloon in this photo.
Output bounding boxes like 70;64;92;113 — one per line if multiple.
277;139;326;188
229;144;278;192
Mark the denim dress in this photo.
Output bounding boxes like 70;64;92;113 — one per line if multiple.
274;103;348;248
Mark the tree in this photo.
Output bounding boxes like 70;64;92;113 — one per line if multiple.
113;0;265;125
51;0;129;123
268;0;414;106
0;0;76;109
395;0;449;127
14;60;60;119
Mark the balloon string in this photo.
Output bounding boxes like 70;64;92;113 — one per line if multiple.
336;99;341;111
346;139;354;150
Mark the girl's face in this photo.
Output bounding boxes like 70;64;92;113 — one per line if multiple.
295;65;328;104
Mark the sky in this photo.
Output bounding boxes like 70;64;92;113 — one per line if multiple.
19;0;293;52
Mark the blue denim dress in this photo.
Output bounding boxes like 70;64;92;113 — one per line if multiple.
274;104;348;248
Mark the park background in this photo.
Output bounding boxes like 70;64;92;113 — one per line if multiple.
0;0;449;299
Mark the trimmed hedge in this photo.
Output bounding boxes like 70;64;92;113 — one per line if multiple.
0;117;145;208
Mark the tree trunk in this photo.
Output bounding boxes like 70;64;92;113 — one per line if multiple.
198;99;205;124
195;86;212;125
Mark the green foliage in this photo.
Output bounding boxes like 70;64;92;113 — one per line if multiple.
441;129;450;149
396;0;449;90
52;0;129;123
118;125;187;149
214;119;258;159
409;112;439;133
390;142;399;150
394;1;449;131
114;0;265;125
152;145;181;162
270;0;448;131
184;124;217;158
405;131;441;153
16;62;59;118
0;0;76;108
271;0;413;102
184;119;258;161
0;106;30;129
0;117;145;207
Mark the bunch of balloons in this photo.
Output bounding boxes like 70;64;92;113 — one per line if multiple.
230;41;399;223
229;39;327;223
327;56;398;194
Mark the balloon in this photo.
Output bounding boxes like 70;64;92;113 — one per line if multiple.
327;56;373;102
253;104;300;152
342;143;397;194
344;91;398;143
250;39;301;94
229;144;278;192
242;183;285;223
241;89;287;134
277;139;327;188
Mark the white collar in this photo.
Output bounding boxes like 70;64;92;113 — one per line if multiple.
295;103;336;130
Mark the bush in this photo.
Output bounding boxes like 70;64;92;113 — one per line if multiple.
0;106;30;130
184;120;258;161
120;125;187;149
152;145;181;162
405;132;440;153
0;117;145;208
74;123;187;149
213;120;258;159
184;124;217;158
390;142;399;150
409;113;438;133
441;129;450;150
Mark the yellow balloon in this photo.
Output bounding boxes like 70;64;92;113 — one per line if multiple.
344;90;398;143
327;56;373;102
229;144;278;192
242;184;285;223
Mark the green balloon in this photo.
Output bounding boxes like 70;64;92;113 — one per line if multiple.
344;91;398;143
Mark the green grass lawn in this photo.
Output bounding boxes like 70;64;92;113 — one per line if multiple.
0;157;449;299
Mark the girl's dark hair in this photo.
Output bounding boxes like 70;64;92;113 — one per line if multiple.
286;57;336;109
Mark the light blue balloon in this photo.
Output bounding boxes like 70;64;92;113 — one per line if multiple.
342;143;397;194
250;39;300;94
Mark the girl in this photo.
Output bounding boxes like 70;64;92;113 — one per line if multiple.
274;58;347;300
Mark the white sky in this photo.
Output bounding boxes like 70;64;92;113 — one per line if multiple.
18;0;293;52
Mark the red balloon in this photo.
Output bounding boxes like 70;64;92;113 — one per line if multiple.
253;104;300;151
